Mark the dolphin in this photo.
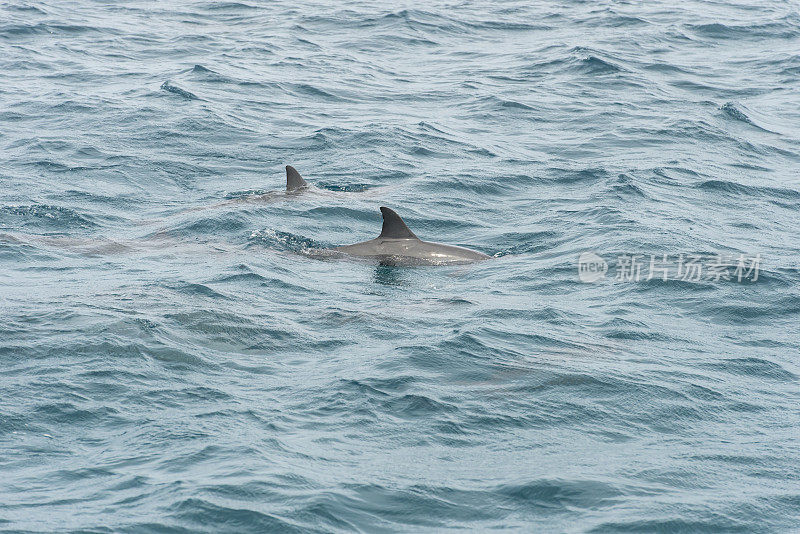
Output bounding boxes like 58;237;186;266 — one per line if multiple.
285;165;382;196
333;207;490;265
173;165;311;217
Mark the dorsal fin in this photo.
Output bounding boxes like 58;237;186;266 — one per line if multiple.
286;165;308;191
379;207;418;239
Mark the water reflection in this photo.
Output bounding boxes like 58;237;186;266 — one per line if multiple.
373;263;406;286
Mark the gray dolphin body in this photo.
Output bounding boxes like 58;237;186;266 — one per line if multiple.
334;207;490;265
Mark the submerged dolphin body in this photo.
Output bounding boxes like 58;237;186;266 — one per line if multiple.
333;207;490;265
176;165;311;217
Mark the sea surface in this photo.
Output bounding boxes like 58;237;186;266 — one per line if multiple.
2;0;800;532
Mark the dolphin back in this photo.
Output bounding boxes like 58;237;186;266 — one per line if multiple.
334;206;490;265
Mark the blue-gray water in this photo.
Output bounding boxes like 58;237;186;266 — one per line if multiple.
2;1;800;532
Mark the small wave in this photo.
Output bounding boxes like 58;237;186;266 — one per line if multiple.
496;98;538;111
719;102;778;134
225;189;273;199
0;22;107;37
160;81;198;100
493;231;557;256
204;2;260;11
603;15;649;28
461;19;550;32
590;517;751;533
566;48;625;74
0;204;98;231
496;479;624;510
56;189;137;206
166;211;250;236
720;102;751;124
248;228;328;253
168;498;302;532
577;55;622;74
191;64;214;73
346;376;416;394
189;63;240;84
315;182;372;192
162;310;281;348
6;4;47;14
168;282;230;299
697;179;800;200
32;402;121;425
381;393;458;419
641;62;692;74
0;111;25;121
687;21;799;40
213;271;267;284
702;357;797;382
409;146;454;158
285;83;351;102
548;166;611;184
610;173;648;198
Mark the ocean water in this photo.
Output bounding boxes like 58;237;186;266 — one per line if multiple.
1;0;800;531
